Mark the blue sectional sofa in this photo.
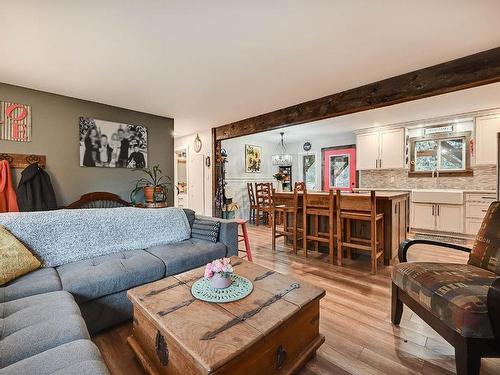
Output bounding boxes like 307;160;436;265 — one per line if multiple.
0;209;237;374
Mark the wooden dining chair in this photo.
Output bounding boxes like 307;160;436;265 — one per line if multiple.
302;189;335;263
271;184;304;253
336;190;384;274
255;182;272;226
247;182;258;224
294;181;305;190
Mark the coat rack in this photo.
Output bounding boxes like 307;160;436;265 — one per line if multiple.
0;153;46;169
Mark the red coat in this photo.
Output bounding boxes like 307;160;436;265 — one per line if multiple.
0;160;19;213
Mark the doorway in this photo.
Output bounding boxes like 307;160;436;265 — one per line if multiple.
174;147;188;208
322;145;356;191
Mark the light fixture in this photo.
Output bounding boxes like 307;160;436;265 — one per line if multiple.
272;132;293;166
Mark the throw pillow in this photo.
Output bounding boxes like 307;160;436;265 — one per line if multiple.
191;219;221;243
0;225;41;285
468;201;500;274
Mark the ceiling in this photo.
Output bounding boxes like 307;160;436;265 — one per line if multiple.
238;82;500;144
1;1;500;137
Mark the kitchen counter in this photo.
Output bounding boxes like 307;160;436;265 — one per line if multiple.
274;191;410;265
356;187;496;194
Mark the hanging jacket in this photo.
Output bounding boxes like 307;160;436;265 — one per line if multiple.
0;160;19;213
17;163;57;211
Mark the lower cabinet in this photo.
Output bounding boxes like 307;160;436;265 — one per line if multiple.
412;203;435;231
436;204;463;233
465;193;496;235
412;203;463;233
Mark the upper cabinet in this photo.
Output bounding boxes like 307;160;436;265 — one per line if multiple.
356;128;405;170
475;115;500;165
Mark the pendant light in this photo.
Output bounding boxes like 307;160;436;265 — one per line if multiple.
272;132;293;166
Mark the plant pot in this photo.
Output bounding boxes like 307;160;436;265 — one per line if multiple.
222;211;235;219
144;186;164;203
211;273;232;289
277;181;283;192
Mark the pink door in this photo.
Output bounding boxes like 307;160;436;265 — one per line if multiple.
322;147;356;191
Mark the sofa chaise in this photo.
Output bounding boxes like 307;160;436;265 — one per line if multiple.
0;208;237;375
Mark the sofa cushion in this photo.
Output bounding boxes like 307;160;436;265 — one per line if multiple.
191;219;220;242
56;250;165;304
146;238;227;276
0;225;41;286
392;262;497;338
183;208;196;228
0;291;89;368
0;290;81;337
468;201;500;274
79;290;132;335
0;339;109;375
0;267;61;303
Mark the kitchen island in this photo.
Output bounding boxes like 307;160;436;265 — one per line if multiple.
274;191;410;265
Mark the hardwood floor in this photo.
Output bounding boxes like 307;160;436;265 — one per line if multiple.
93;224;500;374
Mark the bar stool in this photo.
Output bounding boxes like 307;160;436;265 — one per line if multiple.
302;189;335;264
235;219;253;262
336;190;384;274
271;184;304;253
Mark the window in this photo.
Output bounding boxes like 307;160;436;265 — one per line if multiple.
410;133;469;174
329;154;350;188
302;154;317;190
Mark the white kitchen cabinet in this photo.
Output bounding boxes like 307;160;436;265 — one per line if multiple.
436;204;463;233
465;193;496;235
380;129;405;169
412;203;463;233
475;115;500;165
412;203;435;230
356;128;405;170
356;132;379;170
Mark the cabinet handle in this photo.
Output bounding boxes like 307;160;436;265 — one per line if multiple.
432;205;435;216
379;159;382;168
437;205;440;216
481;196;495;200
482;209;488;212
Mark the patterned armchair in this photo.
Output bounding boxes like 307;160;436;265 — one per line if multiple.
391;202;500;375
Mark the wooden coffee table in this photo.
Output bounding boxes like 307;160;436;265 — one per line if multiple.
127;257;325;375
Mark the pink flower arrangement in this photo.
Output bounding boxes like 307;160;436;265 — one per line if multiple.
204;258;234;279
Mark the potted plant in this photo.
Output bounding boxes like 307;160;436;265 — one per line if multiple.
204;258;234;289
130;164;172;207
273;171;286;192
222;202;239;219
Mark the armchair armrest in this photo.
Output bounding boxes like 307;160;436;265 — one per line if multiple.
488;277;500;341
399;239;471;263
196;215;238;257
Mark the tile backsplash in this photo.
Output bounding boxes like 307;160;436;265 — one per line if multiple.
359;165;496;190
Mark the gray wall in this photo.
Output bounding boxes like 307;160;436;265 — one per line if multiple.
0;83;174;206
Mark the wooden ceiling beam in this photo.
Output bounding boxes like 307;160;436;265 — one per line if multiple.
214;47;500;141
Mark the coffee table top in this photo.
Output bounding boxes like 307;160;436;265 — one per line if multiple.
127;256;325;373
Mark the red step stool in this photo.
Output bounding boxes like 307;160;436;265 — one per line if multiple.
236;219;253;262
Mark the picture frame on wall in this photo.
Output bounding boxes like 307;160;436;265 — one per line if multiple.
0;101;32;142
245;144;262;173
79;117;148;168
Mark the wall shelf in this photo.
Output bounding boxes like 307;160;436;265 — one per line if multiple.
0;153;46;169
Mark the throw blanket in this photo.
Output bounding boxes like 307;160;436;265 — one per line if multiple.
0;207;191;267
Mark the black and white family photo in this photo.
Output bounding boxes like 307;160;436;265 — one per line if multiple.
79;117;148;168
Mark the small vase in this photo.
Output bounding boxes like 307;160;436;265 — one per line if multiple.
277;182;283;192
211;273;232;289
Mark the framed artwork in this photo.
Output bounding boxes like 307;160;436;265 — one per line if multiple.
0;101;32;142
79;117;148;168
245;144;262;173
